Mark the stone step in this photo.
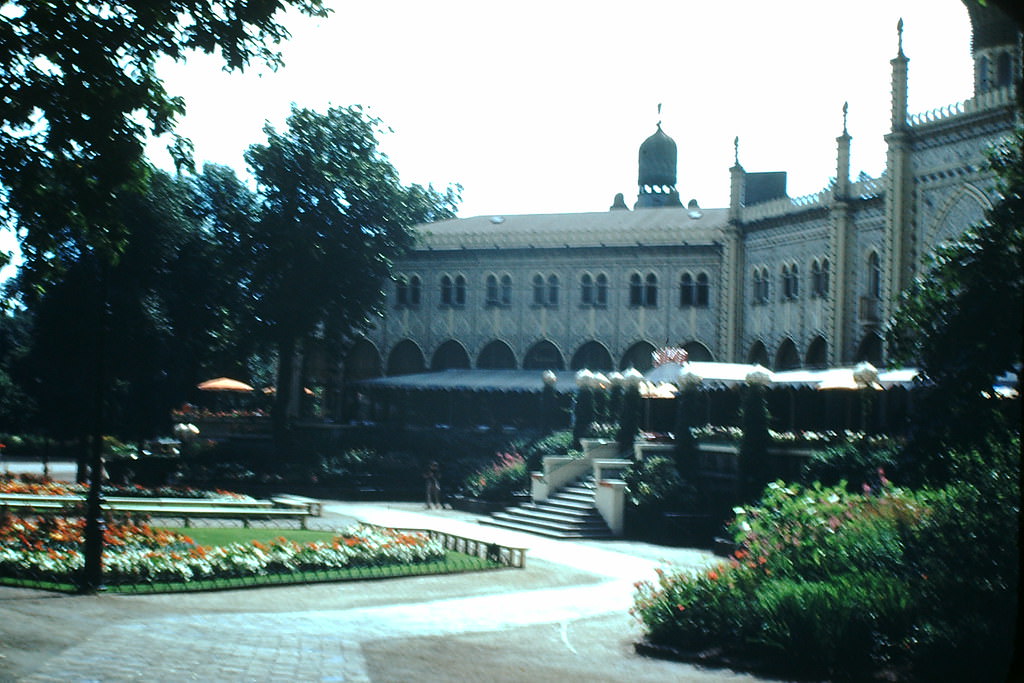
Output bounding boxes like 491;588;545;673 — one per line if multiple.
480;516;613;539
520;502;597;519
496;506;604;526
552;490;596;505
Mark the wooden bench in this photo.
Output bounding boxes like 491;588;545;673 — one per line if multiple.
270;494;323;516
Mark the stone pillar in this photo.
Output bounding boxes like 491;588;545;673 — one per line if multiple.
884;20;914;309
831;111;853;365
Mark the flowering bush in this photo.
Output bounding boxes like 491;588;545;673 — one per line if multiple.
633;481;930;678
0;514;444;586
690;424;896;449
462;452;528;501
0;479;251;501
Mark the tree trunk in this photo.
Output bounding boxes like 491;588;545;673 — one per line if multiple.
272;334;297;454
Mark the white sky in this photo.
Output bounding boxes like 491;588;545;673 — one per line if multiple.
146;0;975;218
0;0;977;280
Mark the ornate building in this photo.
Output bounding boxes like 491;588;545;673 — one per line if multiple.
344;6;1021;385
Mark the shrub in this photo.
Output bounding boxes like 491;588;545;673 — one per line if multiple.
624;456;697;513
800;440;900;491
634;480;935;678
462;452;528;501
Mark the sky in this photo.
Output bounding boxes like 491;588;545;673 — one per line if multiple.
145;0;976;219
0;0;978;278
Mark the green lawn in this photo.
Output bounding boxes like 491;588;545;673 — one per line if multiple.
162;526;341;547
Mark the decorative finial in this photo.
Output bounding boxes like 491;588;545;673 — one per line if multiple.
733;136;740;165
897;18;904;56
657;102;662;127
842;101;849;134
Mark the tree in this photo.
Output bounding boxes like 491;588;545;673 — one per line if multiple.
0;0;328;285
888;128;1023;477
244;105;459;443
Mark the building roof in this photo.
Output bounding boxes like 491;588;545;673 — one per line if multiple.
415;207;728;251
356;369;581;394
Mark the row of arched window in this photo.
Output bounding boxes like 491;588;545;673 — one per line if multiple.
752;252;883;305
752;258;832;304
395;271;712;310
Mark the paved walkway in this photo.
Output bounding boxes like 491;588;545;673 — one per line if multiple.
1;492;771;682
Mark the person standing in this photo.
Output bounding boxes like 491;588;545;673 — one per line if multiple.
424;461;441;509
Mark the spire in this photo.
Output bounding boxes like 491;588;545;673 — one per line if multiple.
897;18;904;57
842;101;849;136
733;136;740;165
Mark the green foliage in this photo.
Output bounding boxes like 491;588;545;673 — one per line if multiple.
243;105;459;433
11;168;259;441
902;434;1020;681
625;456;697;511
800;441;900;491
462;452;528;501
0;0;328;288
888;128;1024;462
633;434;1020;680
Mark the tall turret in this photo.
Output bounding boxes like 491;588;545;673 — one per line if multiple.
636;111;682;208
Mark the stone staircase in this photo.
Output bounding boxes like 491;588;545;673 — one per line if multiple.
480;475;613;539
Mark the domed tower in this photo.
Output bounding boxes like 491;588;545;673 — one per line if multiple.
636;115;682;208
962;0;1021;96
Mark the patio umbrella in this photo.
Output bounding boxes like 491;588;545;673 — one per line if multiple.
197;377;255;392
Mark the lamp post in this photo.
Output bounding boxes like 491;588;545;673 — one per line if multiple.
853;361;880;433
616;368;643;456
573;370;596;449
540;370;557;433
739;365;772;503
674;366;703;478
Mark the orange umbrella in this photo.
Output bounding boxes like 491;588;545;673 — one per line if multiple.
197;377;255;392
261;386;315;395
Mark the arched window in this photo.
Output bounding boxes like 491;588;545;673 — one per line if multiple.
696;272;710;307
979;55;991;92
810;260;821;297
820;259;829;296
485;274;499;306
752;269;762;305
453;274;466;307
629;273;644;306
500;274;512;306
996;52;1012;88
395;275;409;307
532;274;545;306
547;274;559;307
409;275;421;306
790;263;800;299
781;265;791;300
440;275;453;306
679;273;694;307
595;273;608;306
580;273;594;305
644;273;658;307
868;251;881;299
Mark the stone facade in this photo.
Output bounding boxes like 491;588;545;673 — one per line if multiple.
346;8;1021;383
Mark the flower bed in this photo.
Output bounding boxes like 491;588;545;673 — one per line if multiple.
0;478;251;501
0;514;445;587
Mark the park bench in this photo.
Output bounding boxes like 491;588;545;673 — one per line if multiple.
270;494;323;516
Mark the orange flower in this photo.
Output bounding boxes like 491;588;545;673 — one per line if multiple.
707;569;719;581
